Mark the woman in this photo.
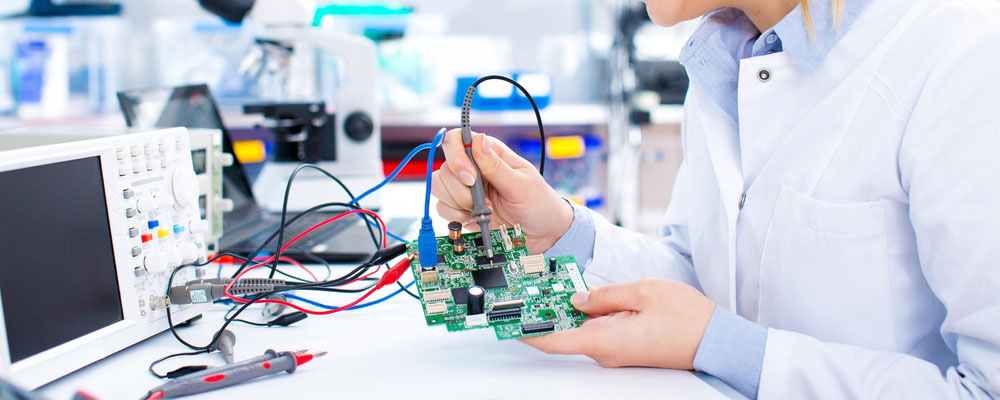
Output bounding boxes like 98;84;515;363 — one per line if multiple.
431;0;1000;398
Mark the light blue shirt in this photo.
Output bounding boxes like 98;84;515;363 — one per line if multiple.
547;1;871;398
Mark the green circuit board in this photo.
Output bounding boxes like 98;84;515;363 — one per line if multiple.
406;225;588;340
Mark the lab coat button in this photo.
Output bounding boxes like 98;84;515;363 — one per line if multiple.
739;193;747;209
697;58;707;67
766;33;778;44
758;69;771;82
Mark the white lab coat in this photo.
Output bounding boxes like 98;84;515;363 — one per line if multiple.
581;0;1000;397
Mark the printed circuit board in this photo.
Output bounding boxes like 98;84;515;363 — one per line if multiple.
406;225;588;339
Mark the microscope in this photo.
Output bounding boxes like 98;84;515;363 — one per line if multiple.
199;0;384;211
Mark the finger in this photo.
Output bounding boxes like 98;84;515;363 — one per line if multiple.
572;282;646;316
441;128;478;186
469;135;534;195
435;163;475;210
518;324;601;355
430;170;463;211
435;201;471;224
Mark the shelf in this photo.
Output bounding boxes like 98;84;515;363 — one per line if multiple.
380;104;610;127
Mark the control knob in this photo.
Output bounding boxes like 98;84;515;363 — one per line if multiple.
181;242;199;264
143;252;167;272
170;168;199;209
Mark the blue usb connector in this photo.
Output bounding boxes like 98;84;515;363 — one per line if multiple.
417;128;447;269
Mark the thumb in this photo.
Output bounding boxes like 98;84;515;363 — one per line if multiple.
570;283;644;316
469;134;534;194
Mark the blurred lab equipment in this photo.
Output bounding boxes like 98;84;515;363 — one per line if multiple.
0;17;123;118
199;0;384;212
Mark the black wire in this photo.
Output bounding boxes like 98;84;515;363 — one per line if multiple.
463;75;546;176
162;245;391;354
396;279;419;299
268;164;383;279
228;201;382;279
292;246;333;280
232;319;269;327
148;348;209;378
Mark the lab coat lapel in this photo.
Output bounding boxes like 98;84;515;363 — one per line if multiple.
692;94;743;311
739;1;920;194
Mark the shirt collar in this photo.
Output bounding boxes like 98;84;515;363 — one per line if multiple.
680;1;871;76
771;0;871;75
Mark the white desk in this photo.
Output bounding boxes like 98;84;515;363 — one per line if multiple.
33;183;739;399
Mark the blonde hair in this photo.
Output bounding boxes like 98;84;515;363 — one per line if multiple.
800;0;845;35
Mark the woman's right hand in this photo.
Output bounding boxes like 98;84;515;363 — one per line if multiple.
431;129;574;255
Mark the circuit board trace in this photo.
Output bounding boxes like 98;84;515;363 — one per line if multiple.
407;226;588;339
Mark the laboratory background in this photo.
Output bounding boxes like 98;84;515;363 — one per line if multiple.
0;0;696;235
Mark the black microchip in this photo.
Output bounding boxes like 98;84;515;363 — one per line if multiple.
473;235;485;247
541;289;551;296
521;321;555;334
437;254;447;264
472;268;508;288
451;287;469;305
475;253;507;266
571;311;583;318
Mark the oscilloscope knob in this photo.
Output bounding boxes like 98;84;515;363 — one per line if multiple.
170;168;199;209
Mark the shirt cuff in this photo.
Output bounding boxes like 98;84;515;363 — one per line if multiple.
692;306;767;399
544;200;596;268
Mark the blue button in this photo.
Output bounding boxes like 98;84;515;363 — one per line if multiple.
173;225;184;233
148;220;159;229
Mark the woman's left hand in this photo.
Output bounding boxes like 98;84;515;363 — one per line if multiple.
519;278;716;369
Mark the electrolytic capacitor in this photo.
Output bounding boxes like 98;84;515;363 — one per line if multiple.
467;285;485;315
548;257;557;273
448;221;462;242
453;237;466;255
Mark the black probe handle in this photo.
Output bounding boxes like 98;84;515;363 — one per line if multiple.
149;350;297;398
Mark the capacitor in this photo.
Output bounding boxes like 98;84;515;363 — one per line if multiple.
548;257;557;273
448;221;462;242
467;285;485;315
453;237;466;255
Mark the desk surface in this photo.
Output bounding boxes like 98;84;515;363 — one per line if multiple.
33;182;735;399
37;289;731;399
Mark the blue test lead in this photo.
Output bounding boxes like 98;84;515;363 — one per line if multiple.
143;349;325;400
417;128;446;268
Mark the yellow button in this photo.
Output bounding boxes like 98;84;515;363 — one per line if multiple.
157;229;170;238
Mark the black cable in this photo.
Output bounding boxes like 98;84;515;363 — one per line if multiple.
161;242;399;354
462;75;546;176
292;246;333;281
397;279;420;299
228;201;383;279
232;319;269;327
268;164;383;279
148;349;209;378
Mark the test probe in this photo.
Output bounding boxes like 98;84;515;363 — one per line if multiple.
457;75;547;261
143;349;325;399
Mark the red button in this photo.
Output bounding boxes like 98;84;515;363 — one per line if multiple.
261;362;271;370
141;234;153;243
203;374;226;383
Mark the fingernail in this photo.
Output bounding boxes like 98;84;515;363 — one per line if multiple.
482;137;493;156
570;292;589;307
459;170;476;186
